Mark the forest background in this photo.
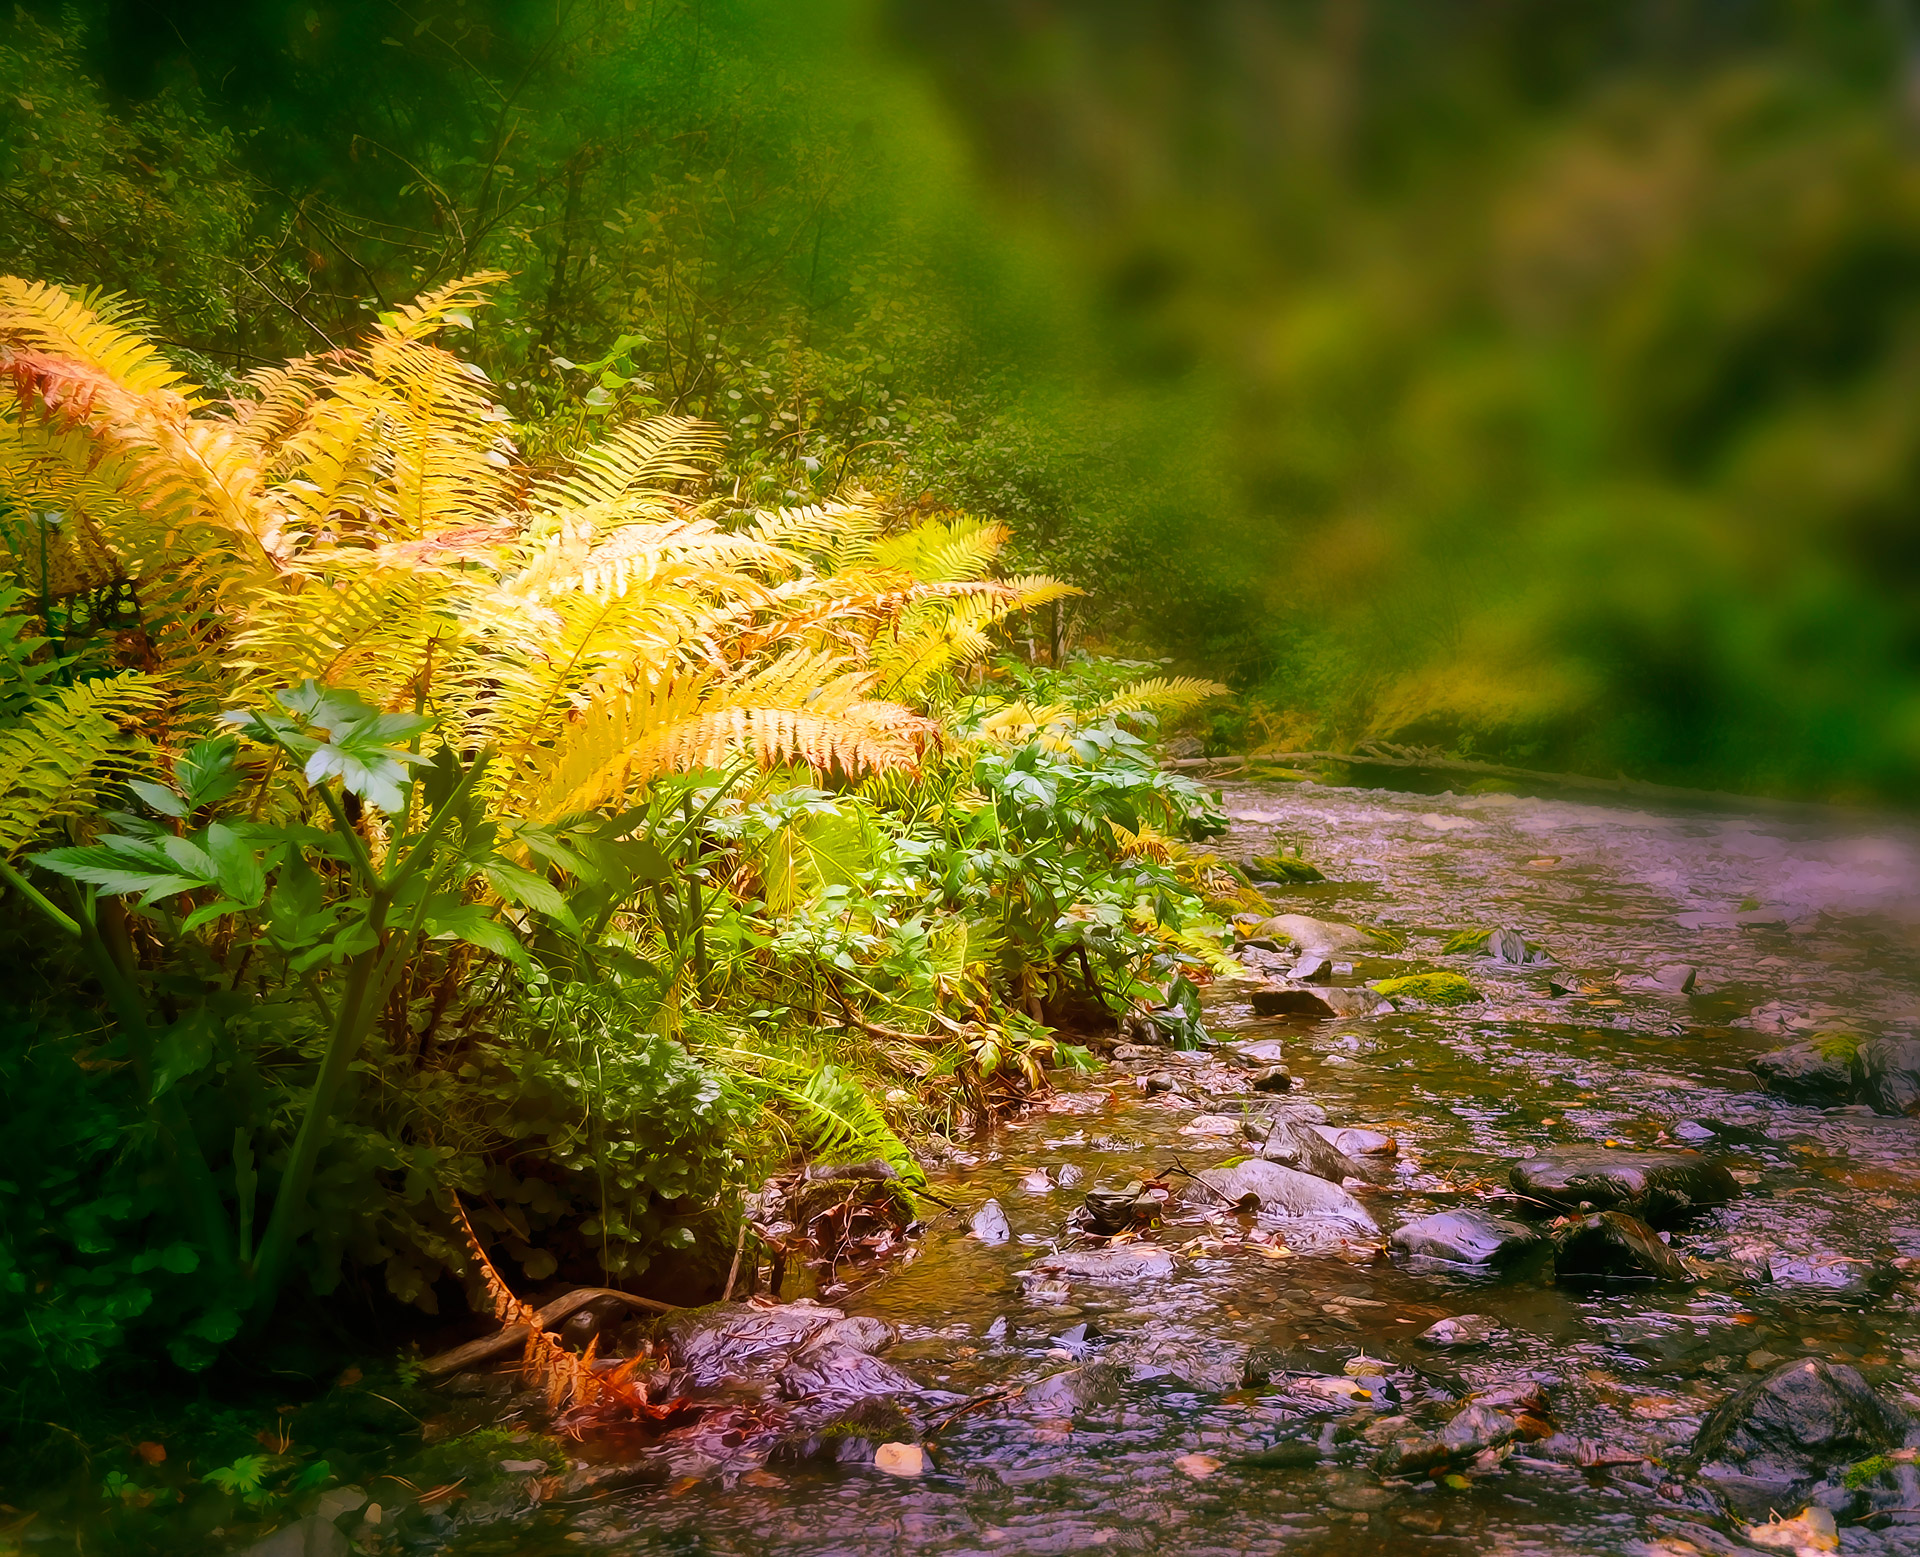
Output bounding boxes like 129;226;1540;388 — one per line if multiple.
8;0;1919;805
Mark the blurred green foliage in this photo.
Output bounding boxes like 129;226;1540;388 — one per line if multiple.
6;0;1919;797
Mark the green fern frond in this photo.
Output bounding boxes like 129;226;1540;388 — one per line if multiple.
0;672;166;857
1095;675;1231;718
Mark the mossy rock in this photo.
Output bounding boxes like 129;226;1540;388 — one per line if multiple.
1442;928;1492;955
1811;1029;1862;1062
1249;852;1325;885
1370;972;1479;1006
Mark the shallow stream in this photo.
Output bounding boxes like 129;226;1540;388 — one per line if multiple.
446;778;1920;1556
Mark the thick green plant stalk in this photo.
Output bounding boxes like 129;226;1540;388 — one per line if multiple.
244;751;491;1319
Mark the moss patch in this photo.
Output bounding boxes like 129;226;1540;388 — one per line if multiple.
1370;972;1479;1006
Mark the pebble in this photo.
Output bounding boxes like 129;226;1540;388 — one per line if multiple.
873;1442;924;1477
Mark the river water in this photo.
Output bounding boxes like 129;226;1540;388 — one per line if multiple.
450;778;1920;1557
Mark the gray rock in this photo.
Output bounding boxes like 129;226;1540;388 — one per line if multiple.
1390;1208;1547;1269
1854;1036;1920;1117
1027;1246;1177;1283
1416;1314;1506;1349
1112;1043;1164;1062
1509;1147;1737;1225
1687;1358;1909;1518
1751;1043;1854;1105
1232;1039;1290;1065
1243;1114;1365;1184
777;1344;918;1402
1250;1065;1293;1092
1653;963;1698;993
1377;1402;1522;1476
1251;985;1339;1018
969;1198;1010;1244
1250;914;1374;955
1315;1125;1396;1157
1186;1159;1378;1235
235;1518;349;1557
1324;987;1387;1017
1550;1211;1693;1284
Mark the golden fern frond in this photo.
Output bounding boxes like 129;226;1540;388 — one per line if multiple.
1095;675;1231;718
740;494;888;570
372;271;510;346
0;279;187;398
527;416;721;534
866;576;1080;699
518;668;932;823
868;515;1008;583
228;553;466;704
0;673;166;857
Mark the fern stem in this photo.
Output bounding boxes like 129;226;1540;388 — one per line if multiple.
0;856;81;937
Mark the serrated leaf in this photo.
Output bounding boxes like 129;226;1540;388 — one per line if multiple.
424;902;529;970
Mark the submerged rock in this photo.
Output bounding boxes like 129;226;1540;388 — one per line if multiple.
1026;1246;1176;1283
1417;1314;1506;1349
1854;1036;1920;1117
1550;1211;1693;1284
1751;1043;1855;1106
1390;1209;1547;1269
236;1517;349;1557
1377;1401;1523;1477
1509;1148;1736;1225
1186;1158;1379;1236
969;1199;1011;1244
1686;1358;1910;1518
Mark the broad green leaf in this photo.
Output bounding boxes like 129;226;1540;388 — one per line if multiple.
126;779;188;818
483;861;576;927
424;902;530;971
175;736;243;812
31;844;198;901
204;822;265;906
151;1010;216;1097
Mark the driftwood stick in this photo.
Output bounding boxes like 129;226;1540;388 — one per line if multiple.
721;1222;749;1303
420;1286;678;1378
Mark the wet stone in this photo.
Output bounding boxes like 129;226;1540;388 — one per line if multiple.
1377;1402;1522;1477
1026;1246;1176;1284
1186;1158;1379;1236
1316;1125;1396;1157
1853;1036;1920;1117
1231;1038;1289;1065
1509;1147;1737;1225
1417;1314;1506;1349
1751;1043;1855;1106
1252;984;1341;1018
1391;1208;1547;1269
1243;1113;1367;1184
1250;913;1375;954
1686;1358;1910;1518
969;1198;1010;1244
1550;1211;1693;1284
1250;1065;1293;1092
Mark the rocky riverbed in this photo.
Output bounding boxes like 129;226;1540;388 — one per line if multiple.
318;778;1920;1556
